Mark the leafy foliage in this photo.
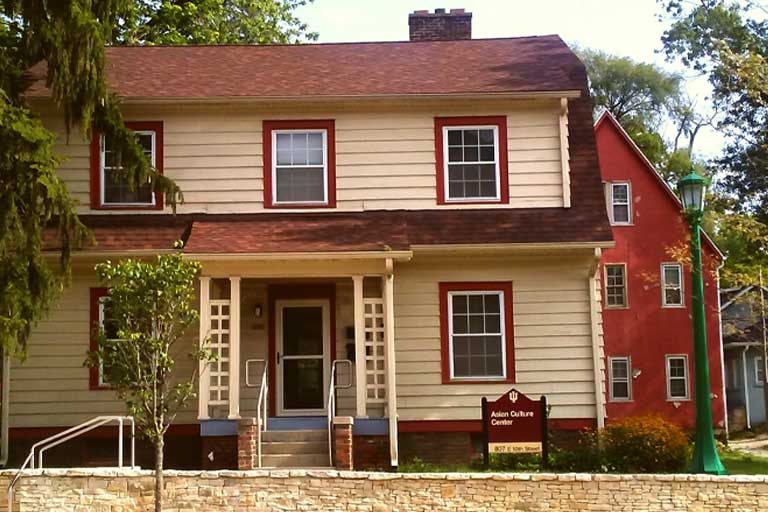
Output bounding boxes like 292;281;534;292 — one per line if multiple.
602;414;690;473
0;93;89;357
118;0;317;45
87;250;210;511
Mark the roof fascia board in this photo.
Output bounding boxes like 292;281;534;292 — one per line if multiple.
411;241;615;254
183;250;413;261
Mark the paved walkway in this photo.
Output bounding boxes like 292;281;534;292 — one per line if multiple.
730;433;768;457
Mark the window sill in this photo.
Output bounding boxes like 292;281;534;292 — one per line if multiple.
266;202;333;209
666;397;691;402
93;203;161;211
610;223;634;227
662;304;686;309
609;399;633;403
442;377;513;385
605;306;629;310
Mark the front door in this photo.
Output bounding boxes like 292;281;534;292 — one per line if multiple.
276;299;331;416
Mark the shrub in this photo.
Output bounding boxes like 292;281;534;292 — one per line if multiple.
549;428;604;472
601;414;690;473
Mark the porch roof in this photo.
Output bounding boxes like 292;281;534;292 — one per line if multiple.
47;209;613;255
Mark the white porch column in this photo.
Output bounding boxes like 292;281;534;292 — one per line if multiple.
382;260;398;466
352;275;367;418
198;276;211;420
228;276;241;420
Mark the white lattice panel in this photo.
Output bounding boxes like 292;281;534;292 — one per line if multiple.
364;299;386;403
208;300;230;406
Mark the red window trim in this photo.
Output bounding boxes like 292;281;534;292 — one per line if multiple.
90;121;165;211
262;119;337;209
439;282;515;384
434;116;509;205
89;287;111;390
266;283;337;416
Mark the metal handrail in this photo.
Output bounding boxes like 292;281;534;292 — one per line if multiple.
327;360;352;467
8;415;135;512
251;360;268;468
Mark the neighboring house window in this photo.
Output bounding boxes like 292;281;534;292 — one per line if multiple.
666;355;690;400
90;121;164;210
604;264;627;308
89;288;117;389
756;356;766;384
608;356;631;401
661;263;684;307
439;282;514;383
726;359;740;390
263;120;336;208
434;116;509;205
606;182;631;225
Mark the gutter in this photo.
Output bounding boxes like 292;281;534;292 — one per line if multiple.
184;250;413;262
588;248;606;429
716;258;729;437
0;353;10;467
742;347;752;430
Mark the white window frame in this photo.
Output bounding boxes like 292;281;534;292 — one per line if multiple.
447;290;507;381
100;130;157;207
606;181;632;225
604;263;628;309
442;125;501;203
608;356;632;401
271;128;329;206
756;356;765;385
661;263;684;308
665;354;690;400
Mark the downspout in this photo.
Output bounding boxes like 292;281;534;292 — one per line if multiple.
715;258;729;437
742;347;752;430
589;248;606;429
0;352;10;466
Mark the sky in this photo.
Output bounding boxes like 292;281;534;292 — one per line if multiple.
296;0;723;156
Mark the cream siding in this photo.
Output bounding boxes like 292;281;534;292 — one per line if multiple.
393;253;599;422
41;99;568;214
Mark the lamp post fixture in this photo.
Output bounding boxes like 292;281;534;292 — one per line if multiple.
678;171;726;475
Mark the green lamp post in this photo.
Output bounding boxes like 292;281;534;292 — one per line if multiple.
678;171;726;475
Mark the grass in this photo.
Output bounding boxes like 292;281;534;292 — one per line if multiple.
719;449;768;475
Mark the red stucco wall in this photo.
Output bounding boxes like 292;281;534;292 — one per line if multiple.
595;115;726;430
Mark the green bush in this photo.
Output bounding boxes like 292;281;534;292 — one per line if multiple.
549;429;603;472
601;414;690;473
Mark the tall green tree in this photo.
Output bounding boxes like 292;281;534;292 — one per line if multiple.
118;0;317;44
88;251;209;512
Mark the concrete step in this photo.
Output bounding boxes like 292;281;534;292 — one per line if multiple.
261;453;331;468
262;429;327;443
263;440;328;455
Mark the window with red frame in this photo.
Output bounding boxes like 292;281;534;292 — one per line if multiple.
89;287;118;389
90;121;164;210
263;120;336;208
434;116;509;205
439;282;514;383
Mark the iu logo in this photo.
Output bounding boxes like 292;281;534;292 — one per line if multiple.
509;390;519;403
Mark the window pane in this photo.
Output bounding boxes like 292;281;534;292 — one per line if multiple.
670;379;687;398
452;315;468;334
485;314;501;333
468;295;484;313
464;146;479;162
611;360;628;379
464;130;479;145
479;129;494;145
452;294;468;314
669;358;685;377
104;169;153;204
484;295;500;313
479;146;495;162
447;130;462;146
308;132;323;149
613;205;630;223
468;315;484;333
666;289;682;305
275;167;325;202
448;147;462;162
612;382;629;399
612;184;628;202
664;266;681;286
307;149;323;165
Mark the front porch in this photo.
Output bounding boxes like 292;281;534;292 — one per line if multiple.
195;254;407;469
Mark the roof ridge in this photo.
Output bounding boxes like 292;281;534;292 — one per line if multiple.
106;35;565;49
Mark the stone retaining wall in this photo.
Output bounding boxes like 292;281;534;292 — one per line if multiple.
3;468;768;511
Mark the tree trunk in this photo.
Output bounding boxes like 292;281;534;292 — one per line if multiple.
155;437;164;512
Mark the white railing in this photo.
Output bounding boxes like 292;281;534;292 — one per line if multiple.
245;358;267;468
7;415;135;512
327;360;352;467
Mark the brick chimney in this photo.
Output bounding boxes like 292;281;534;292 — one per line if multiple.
409;8;472;41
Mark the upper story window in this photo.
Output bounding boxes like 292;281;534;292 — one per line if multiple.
439;282;514;383
661;263;684;307
604;263;627;308
757;356;766;384
90;121;164;210
263;120;336;208
606;181;631;225
434;116;509;205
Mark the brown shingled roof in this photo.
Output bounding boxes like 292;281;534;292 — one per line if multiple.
25;36;581;99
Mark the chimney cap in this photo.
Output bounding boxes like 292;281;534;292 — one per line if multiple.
409;8;471;17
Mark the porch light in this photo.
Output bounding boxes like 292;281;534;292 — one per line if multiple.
678;171;707;215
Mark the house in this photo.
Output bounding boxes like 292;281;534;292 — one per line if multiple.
594;112;726;431
721;285;768;430
9;9;614;470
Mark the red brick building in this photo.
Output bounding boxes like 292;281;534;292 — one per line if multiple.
595;112;726;430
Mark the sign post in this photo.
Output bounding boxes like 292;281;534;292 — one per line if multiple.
481;388;548;468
